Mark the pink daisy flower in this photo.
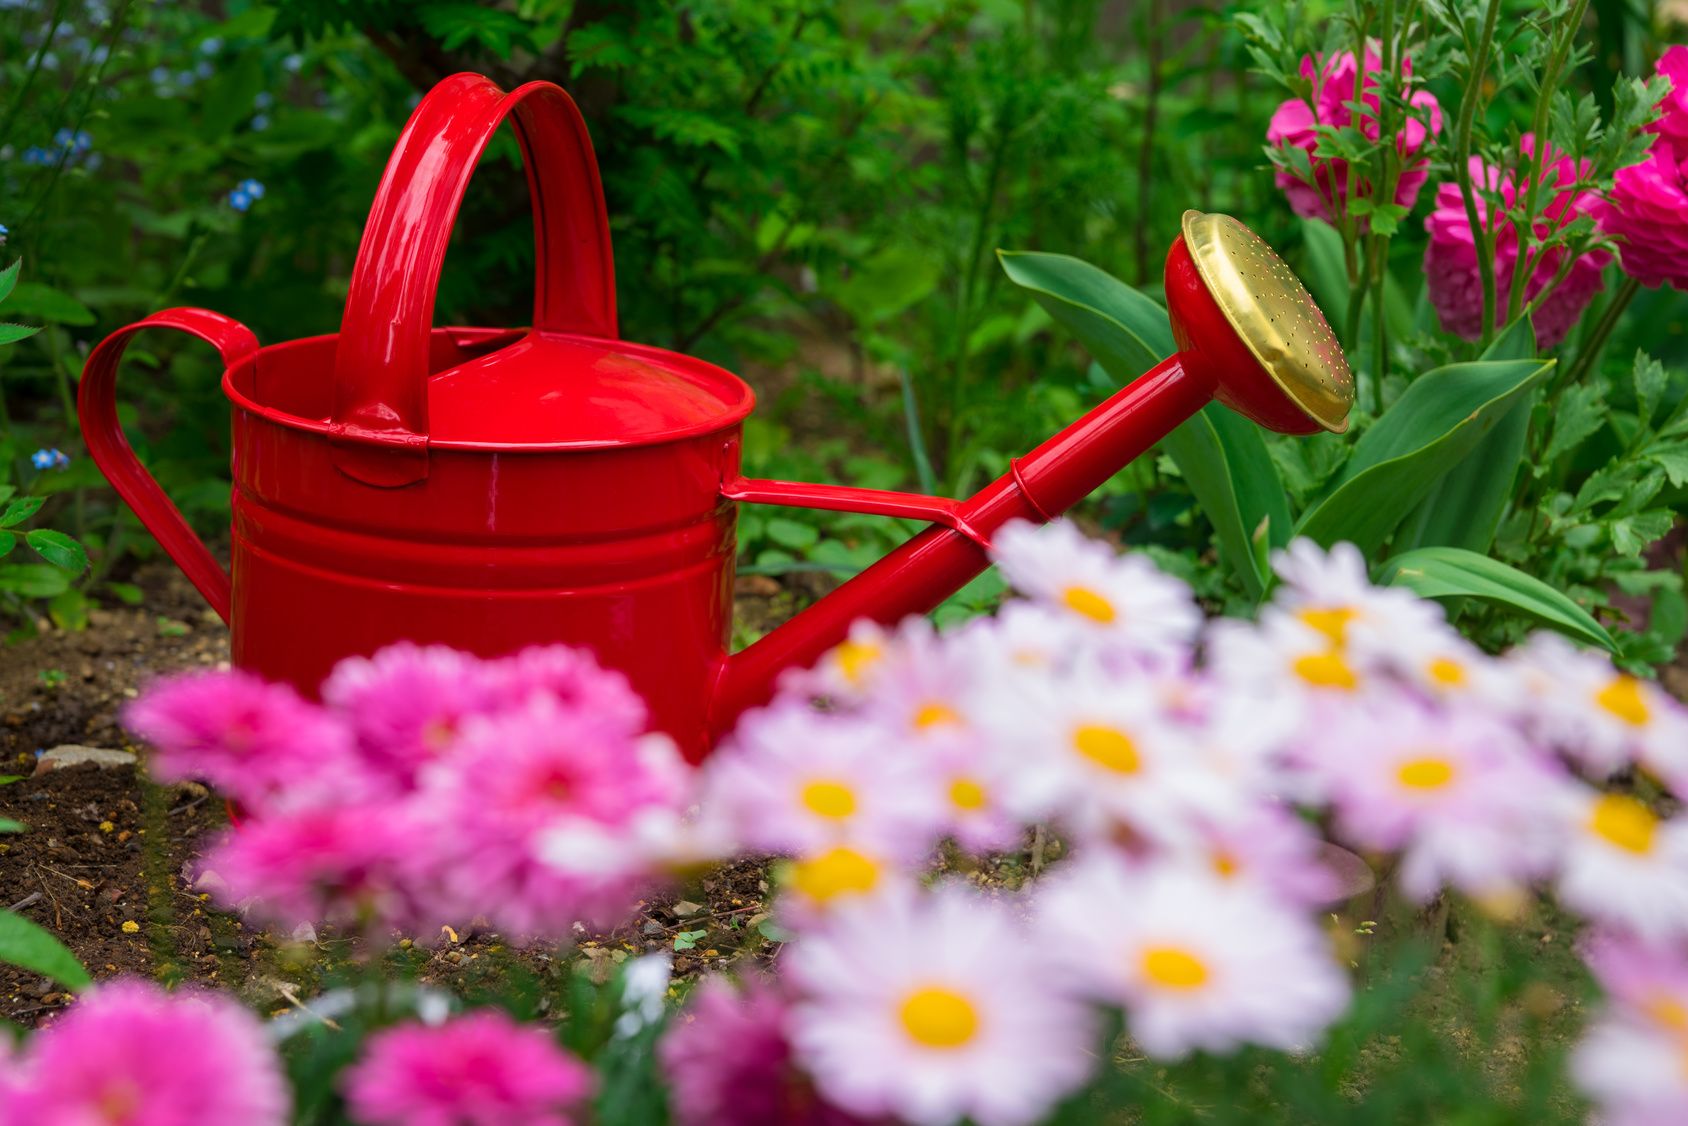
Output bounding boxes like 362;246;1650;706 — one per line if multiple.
990;519;1201;663
490;644;648;735
123;669;359;812
1571;932;1688;1125
702;701;943;861
341;1009;592;1126
5;979;289;1125
1554;788;1688;943
786;883;1098;1126
1306;697;1567;901
1037;855;1350;1059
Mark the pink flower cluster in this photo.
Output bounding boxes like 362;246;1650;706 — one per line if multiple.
1593;45;1688;291
1423;136;1609;348
124;643;694;939
670;522;1688;1126
1267;47;1442;224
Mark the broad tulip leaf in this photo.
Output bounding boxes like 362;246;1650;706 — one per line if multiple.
1379;546;1616;652
999;250;1288;596
1296;356;1554;554
0;909;92;991
1396;318;1539;554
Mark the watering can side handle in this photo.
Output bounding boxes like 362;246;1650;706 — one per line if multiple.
77;308;258;622
332;73;616;487
719;475;994;550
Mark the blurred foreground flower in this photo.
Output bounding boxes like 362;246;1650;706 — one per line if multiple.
1266;47;1442;224
1423;136;1607;347
342;1009;593;1126
1;979;288;1124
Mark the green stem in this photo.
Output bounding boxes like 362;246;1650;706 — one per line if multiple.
0;0;70;148
1556;274;1641;394
1454;0;1504;347
1504;0;1591;323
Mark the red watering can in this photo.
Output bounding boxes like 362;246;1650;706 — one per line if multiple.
79;74;1352;762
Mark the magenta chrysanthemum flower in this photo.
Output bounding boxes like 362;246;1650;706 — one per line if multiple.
4;979;289;1125
123;669;359;812
660;975;872;1126
491;644;648;734
1593;47;1688;290
1266;47;1442;223
1424;136;1608;347
204;803;428;932
416;695;688;936
341;1010;592;1126
320;643;503;789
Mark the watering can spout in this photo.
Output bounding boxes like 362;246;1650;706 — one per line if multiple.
710;211;1353;738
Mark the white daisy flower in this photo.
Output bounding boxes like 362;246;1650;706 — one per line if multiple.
787;883;1098;1126
1267;539;1451;664
981;668;1236;843
703;703;942;859
1036;854;1350;1058
1555;788;1688;942
775;843;909;924
1507;633;1686;780
991;519;1201;661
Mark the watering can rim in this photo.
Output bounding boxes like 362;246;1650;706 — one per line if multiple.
219;324;757;454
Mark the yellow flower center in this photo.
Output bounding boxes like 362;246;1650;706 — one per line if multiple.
789;847;881;903
1396;756;1458;791
1141;945;1210;991
1596;676;1651;727
834;639;883;687
1072;724;1141;775
1292;650;1359;690
800;779;857;820
96;1079;142;1123
1062;585;1117;624
1212;851;1240;878
1588;794;1658;855
1297;606;1356;647
949;777;987;811
1427;658;1467;687
899;986;980;1049
1645;996;1688;1033
914;702;962;730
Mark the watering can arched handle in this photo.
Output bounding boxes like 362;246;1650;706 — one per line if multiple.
332;73;617;487
77;308;259;622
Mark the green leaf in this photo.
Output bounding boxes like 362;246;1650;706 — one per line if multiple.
1299;219;1351;330
1379;547;1616;652
1541;382;1607;469
0;496;43;527
0;322;40;345
672;929;707;952
48;589;89;631
1396;319;1542;554
1648;445;1688;487
0;258;20;305
1610;510;1675;557
1634;351;1669;429
0;530;13;558
0;909;92;990
26;528;88;574
764;518;819;552
999;251;1285;595
0;817;25;831
105;581;144;605
997;251;1176;368
0;564;71;598
3;282;94;326
1297;357;1554;554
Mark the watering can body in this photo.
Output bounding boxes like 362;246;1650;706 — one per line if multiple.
79;74;1352;762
